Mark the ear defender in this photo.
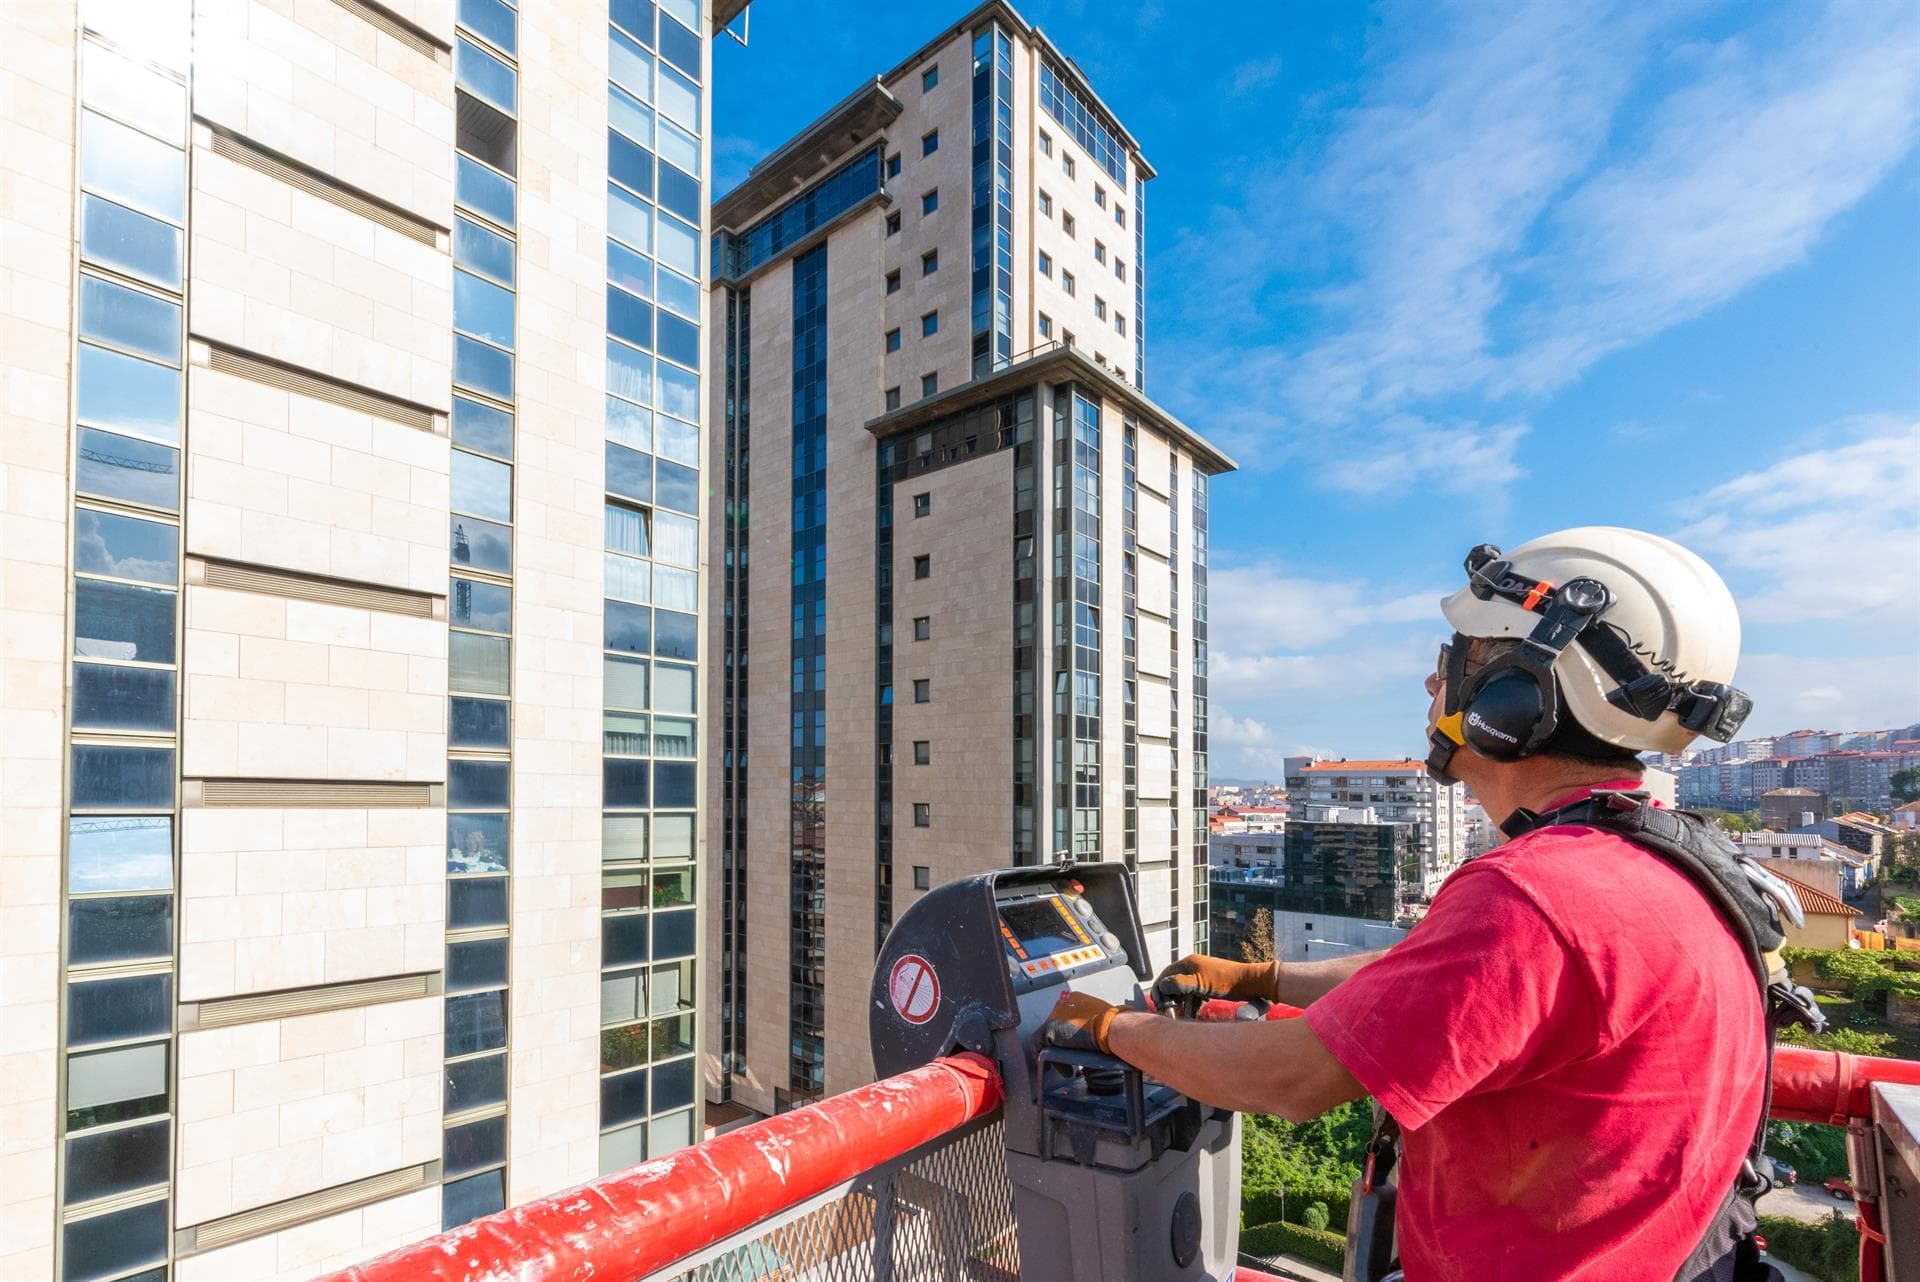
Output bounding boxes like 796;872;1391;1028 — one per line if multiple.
1458;666;1554;761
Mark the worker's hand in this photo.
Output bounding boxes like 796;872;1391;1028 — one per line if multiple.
1151;954;1279;1010
1037;990;1123;1055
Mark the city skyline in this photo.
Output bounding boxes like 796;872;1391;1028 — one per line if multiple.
716;0;1920;774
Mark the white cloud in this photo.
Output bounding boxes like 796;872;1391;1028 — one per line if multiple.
1315;415;1530;496
1678;420;1920;622
1735;653;1920;739
1229;56;1286;96
1211;563;1441;651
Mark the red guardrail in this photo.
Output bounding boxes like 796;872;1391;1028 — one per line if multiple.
1769;1043;1920;1125
315;1051;1002;1282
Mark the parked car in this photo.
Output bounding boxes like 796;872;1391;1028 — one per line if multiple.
1765;1156;1797;1189
1825;1174;1855;1200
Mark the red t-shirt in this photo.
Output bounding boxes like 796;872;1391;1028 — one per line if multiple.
1304;790;1765;1280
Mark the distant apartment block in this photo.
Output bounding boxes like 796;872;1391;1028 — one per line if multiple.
0;2;743;1278
704;0;1233;1116
1286;758;1465;895
1210;821;1414;961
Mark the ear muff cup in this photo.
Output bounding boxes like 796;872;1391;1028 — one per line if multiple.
1459;667;1552;761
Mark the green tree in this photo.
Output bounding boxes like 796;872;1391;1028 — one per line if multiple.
1697;807;1756;833
1241;908;1277;964
1892;767;1920;805
1301;1202;1331;1232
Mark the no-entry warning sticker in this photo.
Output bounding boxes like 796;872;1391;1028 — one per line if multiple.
888;954;941;1025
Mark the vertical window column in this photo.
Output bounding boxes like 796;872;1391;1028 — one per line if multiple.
968;22;1013;378
1049;387;1102;860
874;441;895;946
1012;395;1040;865
718;284;750;1092
443;0;520;1229
1167;449;1182;937
1133;173;1146;390
59;13;190;1279
1121;418;1139;867
599;0;707;1170
787;243;828;1104
1191;471;1209;951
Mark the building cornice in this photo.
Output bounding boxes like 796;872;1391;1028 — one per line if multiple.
712;81;902;230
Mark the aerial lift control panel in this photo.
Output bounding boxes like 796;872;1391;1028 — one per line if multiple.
869;862;1240;1282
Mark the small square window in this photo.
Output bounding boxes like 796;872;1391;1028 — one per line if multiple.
886;269;901;294
1039;190;1052;217
922;65;939;91
887;152;902;179
912;615;930;639
922;129;939;156
1038;251;1052;277
1038;313;1052;338
1116;314;1127;336
912;494;930;518
912;555;930;580
1116;206;1127;228
921;311;938;337
1062;212;1075;238
913;803;930;827
886;210;901;236
1095;296;1107;320
1116;260;1127;282
920;372;938;398
913;741;930;766
1061;271;1075;296
1063;330;1076;349
922;250;939;275
885;386;902;411
1038;130;1052;156
1095;185;1106;208
913;864;930;889
922;189;938;215
1063;154;1076;178
1094;240;1106;264
912;678;930;703
885;328;901;353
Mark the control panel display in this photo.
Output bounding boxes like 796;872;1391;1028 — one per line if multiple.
998;894;1107;979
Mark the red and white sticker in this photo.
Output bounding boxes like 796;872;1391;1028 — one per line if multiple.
887;954;941;1025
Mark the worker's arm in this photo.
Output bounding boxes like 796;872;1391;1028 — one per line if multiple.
1275;950;1388;1007
1107;1010;1365;1122
1040;992;1365;1123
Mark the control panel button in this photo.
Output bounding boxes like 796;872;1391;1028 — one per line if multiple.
1100;932;1120;950
1073;899;1096;919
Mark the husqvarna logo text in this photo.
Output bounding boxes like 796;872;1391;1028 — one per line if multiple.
1468;711;1520;744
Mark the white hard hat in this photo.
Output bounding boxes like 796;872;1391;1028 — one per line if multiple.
1440;527;1747;756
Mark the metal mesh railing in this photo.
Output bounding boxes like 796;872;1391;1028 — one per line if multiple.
662;1116;1019;1282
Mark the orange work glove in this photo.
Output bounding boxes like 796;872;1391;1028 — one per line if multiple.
1151;954;1279;1009
1037;990;1123;1055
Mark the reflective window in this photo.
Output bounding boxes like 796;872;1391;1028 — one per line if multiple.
601;1067;648;1125
450;576;511;633
448;875;509;927
455;270;517;348
654;210;699;279
601;1022;649;1073
456;37;517;114
68;816;171;896
454;335;513;401
657;118;699;178
652;512;697;568
69;895;171;966
610;84;654;146
81;111;183;224
445;1114;507;1175
449;631;511;696
655;362;698;424
449;812;509;874
604;758;650;808
457;154;516;227
655;267;700;321
449;758;510;808
451;514;512;574
653;608;696;662
608;338;654;406
605;601;652;655
657;9;699;78
610;129;654;200
609;287;654;352
72;663;173;734
609;28;654;102
444;1051;507;1114
442;1168;505;1231
607;443;652;502
600;1121;646;1174
79;275;179;364
66;1041;168;1130
452;449;513;522
609;239;653;301
74;579;175;664
606;501;651;557
602;913;649;966
80;195;182;290
655;311;697;369
76;343;180;443
655;415;697;467
77;429;178;510
458;0;517;55
446;991;507;1057
61;1195;169;1282
74;509;175;583
65;1118;169;1203
656;162;697;222
658;0;697;35
454;216;515;287
66;973;170;1047
70;744;173;811
453;395;513;460
652;565;696;612
653;762;696;809
604;711;650;756
653;1055;696;1110
656;62;699;131
449;695;511;749
655;460;698;515
608;394;653;452
447;938;509;993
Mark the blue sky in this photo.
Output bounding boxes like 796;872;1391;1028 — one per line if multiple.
715;0;1920;780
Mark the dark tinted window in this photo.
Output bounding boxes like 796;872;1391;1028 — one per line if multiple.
652;1055;696;1110
76;429;179;510
606;601;652;655
442;1168;505;1231
653;762;696;809
67;974;171;1047
652;908;696;960
601;1067;648;1126
69;896;172;966
449;759;510;808
447;938;509;993
61;1196;168;1282
74;579;174;664
71;744;173;810
72;663;173;733
444;1051;507;1114
653;609;696;661
607;443;653;502
448;876;509;928
444;1114;506;1175
450;697;510;749
446;991;507;1057
602;913;649;966
65;1118;169;1203
604;759;650;809
655;459;698;514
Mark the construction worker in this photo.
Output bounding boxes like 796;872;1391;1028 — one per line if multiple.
1041;527;1791;1280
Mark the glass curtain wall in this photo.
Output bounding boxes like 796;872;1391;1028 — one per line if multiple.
1051;388;1102;859
59;7;191;1279
599;0;706;1171
718;284;749;1092
1133;173;1145;390
1012;396;1039;865
1121;417;1139;867
968;22;1012;378
874;436;895;947
443;0;520;1228
1167;448;1182;931
1190;471;1210;950
787;243;828;1104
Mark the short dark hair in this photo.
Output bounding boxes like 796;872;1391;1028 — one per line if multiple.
1464;638;1644;771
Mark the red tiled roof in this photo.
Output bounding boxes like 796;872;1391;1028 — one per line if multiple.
1772;872;1854;918
1299;759;1424;772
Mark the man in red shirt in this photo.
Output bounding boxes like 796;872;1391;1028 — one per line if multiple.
1042;528;1768;1279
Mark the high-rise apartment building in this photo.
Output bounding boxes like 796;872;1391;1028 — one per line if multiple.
0;1;742;1277
705;0;1233;1116
1285;759;1466;896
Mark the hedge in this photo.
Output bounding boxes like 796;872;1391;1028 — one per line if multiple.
1757;1211;1859;1282
1240;1218;1348;1272
1243;1185;1350;1235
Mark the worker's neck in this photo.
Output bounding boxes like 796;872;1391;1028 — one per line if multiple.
1470;757;1645;835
